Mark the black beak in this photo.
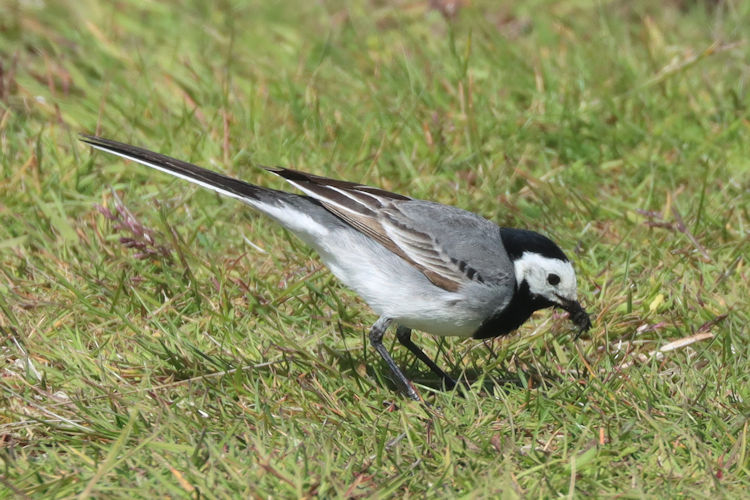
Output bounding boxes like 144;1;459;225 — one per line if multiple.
556;296;592;339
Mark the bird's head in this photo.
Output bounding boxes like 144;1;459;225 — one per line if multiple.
501;229;592;334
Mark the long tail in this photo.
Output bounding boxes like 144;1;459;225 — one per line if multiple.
79;134;343;241
79;134;274;204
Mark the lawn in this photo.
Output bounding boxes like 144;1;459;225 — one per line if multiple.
1;0;748;497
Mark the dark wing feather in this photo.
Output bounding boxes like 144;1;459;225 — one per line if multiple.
268;167;487;292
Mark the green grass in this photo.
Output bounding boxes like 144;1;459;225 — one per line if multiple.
1;0;748;497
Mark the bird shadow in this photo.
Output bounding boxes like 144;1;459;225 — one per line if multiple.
328;346;563;399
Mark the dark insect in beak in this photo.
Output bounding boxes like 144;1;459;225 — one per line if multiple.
555;295;592;339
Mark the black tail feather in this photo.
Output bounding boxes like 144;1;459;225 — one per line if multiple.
79;134;263;202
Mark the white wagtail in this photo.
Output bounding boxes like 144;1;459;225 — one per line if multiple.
80;135;591;401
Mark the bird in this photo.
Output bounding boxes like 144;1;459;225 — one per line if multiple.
80;134;592;401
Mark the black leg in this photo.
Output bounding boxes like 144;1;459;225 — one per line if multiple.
368;317;420;401
396;326;457;391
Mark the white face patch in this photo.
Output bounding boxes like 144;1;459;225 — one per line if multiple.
513;252;577;305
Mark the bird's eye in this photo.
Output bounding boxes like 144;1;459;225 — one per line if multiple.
547;274;560;285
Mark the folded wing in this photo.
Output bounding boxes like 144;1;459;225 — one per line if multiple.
269;167;513;292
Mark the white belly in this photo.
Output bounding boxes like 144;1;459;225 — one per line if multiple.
315;228;503;338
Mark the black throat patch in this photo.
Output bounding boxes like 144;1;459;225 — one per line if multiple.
472;280;555;339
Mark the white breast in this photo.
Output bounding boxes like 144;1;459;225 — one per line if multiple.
314;228;507;337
